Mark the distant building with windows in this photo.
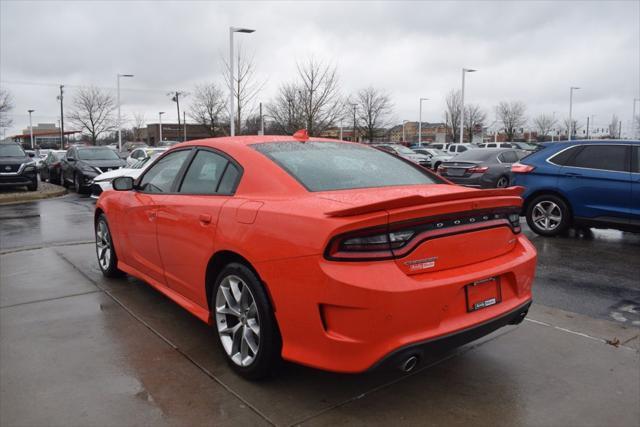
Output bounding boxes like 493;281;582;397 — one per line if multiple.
388;122;447;144
141;123;215;145
12;123;80;149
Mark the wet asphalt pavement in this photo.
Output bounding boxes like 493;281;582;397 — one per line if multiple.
1;193;639;426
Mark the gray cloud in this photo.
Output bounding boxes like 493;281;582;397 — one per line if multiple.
1;0;638;136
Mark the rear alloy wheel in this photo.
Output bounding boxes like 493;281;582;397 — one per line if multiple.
496;175;509;188
213;263;280;380
95;214;123;277
526;195;570;236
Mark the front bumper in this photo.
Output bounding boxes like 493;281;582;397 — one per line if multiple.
0;172;37;187
256;233;536;373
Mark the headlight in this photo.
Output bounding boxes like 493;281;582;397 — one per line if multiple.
23;165;36;172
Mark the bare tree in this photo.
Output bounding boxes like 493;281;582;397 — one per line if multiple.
268;58;343;136
67;86;116;145
444;90;462;143
0;88;14;131
608;114;620;138
464;104;486;142
189;83;228;137
222;47;265;135
562;118;582;139
496;101;527;141
352;86;393;142
533;113;557;139
131;112;146;141
267;83;307;135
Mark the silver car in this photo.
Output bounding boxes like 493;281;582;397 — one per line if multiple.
412;147;453;170
437;148;528;188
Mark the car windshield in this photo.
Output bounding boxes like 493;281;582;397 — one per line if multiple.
253;141;441;192
0;144;26;157
78;148;120;160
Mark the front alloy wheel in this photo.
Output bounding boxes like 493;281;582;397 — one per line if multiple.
95;214;123;277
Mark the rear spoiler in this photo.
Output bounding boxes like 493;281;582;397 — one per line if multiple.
325;186;524;217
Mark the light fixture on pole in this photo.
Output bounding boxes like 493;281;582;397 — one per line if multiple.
28;109;35;149
459;68;476;144
402;120;410;143
229;26;255;137
568;86;580;141
158;112;165;143
418;97;429;146
117;73;134;151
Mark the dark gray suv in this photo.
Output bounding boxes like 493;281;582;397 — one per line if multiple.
0;143;38;191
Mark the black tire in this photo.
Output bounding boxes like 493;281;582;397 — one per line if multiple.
212;262;281;380
27;179;38;192
434;162;442;171
95;214;124;278
61;174;69;188
40;171;46;182
495;175;510;188
74;173;87;194
51;171;61;185
525;194;571;237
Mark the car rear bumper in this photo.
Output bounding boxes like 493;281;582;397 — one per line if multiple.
443;174;494;188
256;233;537;373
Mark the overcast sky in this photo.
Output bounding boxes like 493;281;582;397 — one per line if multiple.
1;0;639;137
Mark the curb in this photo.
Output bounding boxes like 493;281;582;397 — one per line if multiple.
0;186;68;206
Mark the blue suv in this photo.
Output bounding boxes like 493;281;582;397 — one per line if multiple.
511;140;639;236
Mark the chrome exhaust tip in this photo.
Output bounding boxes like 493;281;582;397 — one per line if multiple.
401;355;419;373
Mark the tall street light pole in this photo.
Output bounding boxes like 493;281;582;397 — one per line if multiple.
418;97;429;146
28;109;35;149
350;103;357;142
568;86;580;141
158;112;165;144
57;85;64;149
633;98;640;139
229;26;255;137
117;73;134;151
459;68;476;144
402;120;409;143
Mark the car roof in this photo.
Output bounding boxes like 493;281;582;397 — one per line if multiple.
179;135;351;149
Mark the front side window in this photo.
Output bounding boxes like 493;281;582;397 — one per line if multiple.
253;141;441;192
138;150;190;193
566;145;629;172
179;150;229;194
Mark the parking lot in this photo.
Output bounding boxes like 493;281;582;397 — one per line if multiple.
1;192;639;426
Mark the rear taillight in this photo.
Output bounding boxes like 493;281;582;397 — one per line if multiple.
511;163;535;173
326;209;522;261
467;166;488;173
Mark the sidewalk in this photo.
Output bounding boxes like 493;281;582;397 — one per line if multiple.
1;243;638;426
0;182;66;205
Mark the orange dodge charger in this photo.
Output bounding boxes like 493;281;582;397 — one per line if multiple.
95;135;536;379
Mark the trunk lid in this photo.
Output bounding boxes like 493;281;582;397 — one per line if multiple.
322;184;522;273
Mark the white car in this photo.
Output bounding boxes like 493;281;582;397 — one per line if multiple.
90;154;160;199
125;147;167;167
446;143;475;155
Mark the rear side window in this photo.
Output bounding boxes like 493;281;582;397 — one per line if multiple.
566;145;629;172
500;151;518;163
252;141;440;192
548;146;581;166
179;150;229;194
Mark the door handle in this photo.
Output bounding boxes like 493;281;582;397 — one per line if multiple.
147;210;157;221
565;172;582;177
199;214;212;225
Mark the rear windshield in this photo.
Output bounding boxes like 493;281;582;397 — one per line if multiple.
78;148;120;160
252;141;440;192
451;150;497;162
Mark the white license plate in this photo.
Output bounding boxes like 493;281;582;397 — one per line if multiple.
447;168;466;177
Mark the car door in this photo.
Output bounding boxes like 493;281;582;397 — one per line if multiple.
631;145;640;225
120;148;192;284
558;144;631;222
62;148;75;184
155;148;242;308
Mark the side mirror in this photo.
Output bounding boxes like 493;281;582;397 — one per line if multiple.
28;152;35;158
113;176;134;191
